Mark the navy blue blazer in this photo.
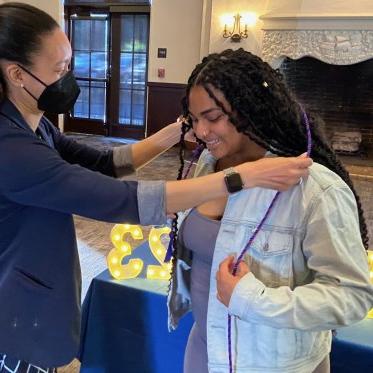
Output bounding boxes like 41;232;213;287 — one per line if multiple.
0;99;141;366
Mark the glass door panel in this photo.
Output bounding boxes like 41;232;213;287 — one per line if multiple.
118;14;148;127
65;7;149;138
69;14;109;129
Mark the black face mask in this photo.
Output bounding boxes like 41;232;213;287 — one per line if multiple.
18;64;81;114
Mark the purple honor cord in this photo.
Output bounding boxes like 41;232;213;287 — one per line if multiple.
227;107;312;373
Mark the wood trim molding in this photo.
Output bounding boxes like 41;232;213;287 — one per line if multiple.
146;82;187;136
64;117;107;136
147;82;187;89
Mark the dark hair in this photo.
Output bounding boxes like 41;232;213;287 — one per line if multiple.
169;48;369;258
0;2;59;101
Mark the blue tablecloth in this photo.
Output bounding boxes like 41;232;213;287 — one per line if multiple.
331;318;373;372
79;241;193;373
79;242;373;372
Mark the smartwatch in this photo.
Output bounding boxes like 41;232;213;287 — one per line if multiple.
223;167;244;193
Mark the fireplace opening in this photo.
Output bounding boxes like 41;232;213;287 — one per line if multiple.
280;57;373;167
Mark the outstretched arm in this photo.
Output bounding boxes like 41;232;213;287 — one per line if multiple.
131;121;183;170
113;121;183;177
165;155;312;213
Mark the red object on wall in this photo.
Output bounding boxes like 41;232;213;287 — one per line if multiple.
157;68;165;78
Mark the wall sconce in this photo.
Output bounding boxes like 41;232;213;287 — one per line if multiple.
222;12;257;43
223;13;248;43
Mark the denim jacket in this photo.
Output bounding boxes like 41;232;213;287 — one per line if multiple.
168;150;373;373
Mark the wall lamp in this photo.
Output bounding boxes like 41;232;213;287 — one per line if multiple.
222;13;257;42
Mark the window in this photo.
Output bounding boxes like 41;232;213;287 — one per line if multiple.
72;16;109;121
119;14;148;126
65;6;150;138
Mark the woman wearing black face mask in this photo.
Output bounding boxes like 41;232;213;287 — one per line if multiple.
0;3;312;372
16;63;81;114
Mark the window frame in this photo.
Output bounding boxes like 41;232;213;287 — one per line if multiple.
64;4;150;139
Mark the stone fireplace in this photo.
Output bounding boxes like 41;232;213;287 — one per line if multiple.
260;14;373;161
260;13;373;247
280;57;372;155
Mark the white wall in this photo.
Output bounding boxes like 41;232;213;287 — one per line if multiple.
264;0;373;15
209;0;373;56
147;0;203;84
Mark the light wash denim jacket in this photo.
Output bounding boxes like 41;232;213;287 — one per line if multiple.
168;150;373;373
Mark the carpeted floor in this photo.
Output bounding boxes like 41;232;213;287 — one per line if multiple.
59;133;372;372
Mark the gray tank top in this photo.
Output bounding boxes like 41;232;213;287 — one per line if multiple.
179;208;221;342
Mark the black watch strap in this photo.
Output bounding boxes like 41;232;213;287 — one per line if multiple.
223;167;244;193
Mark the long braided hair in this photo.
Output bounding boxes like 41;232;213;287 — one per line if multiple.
167;48;369;266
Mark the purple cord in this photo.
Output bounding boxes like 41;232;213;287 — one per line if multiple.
302;107;312;157
182;144;204;179
227;108;312;373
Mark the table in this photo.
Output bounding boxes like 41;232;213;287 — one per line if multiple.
79;241;373;372
79;241;193;373
331;318;373;372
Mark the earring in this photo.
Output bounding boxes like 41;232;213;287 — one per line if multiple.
20;84;24;88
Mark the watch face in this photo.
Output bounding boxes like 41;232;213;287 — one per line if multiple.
225;173;243;193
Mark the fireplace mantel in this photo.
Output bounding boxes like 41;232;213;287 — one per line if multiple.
260;14;373;67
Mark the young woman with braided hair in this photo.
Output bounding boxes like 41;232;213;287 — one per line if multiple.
167;48;373;373
0;4;314;371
